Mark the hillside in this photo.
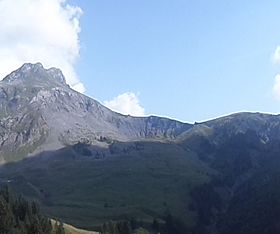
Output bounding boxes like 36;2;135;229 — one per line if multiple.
0;141;211;231
0;63;191;162
51;220;99;234
1;64;280;233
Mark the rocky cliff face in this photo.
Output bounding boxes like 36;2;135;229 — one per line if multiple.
0;63;191;161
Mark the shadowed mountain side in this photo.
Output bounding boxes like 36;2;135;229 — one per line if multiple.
178;127;280;234
0;141;212;231
2;113;280;233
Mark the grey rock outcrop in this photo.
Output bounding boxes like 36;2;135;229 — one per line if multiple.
0;63;191;162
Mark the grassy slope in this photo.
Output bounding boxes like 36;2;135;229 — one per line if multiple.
51;220;99;234
0;141;212;231
64;224;99;234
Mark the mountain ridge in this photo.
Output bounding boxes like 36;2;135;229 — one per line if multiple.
1;63;280;162
0;63;192;162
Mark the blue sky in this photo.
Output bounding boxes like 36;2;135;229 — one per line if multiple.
1;0;280;123
67;0;280;122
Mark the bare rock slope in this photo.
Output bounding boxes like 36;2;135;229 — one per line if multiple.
0;63;191;161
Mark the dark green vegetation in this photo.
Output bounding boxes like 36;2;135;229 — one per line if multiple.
0;141;211;232
3;123;280;233
181;129;280;234
3;64;280;233
2;115;280;234
0;186;65;234
0;114;280;234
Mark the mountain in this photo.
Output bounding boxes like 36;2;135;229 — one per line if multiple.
0;63;191;162
1;63;280;233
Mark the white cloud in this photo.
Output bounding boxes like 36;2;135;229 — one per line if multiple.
273;46;280;64
104;92;146;116
272;46;280;100
0;0;85;93
273;74;280;100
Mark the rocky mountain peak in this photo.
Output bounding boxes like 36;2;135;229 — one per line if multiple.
21;62;44;71
45;67;67;85
2;62;68;87
0;63;194;161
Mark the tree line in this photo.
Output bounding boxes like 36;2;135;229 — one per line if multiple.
0;186;64;234
101;213;187;234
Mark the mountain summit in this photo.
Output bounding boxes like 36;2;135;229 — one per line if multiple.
0;63;191;162
1;63;280;163
3;63;67;87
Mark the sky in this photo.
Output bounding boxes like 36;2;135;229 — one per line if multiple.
1;0;280;123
